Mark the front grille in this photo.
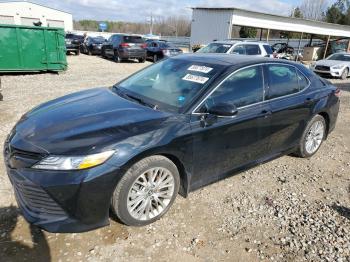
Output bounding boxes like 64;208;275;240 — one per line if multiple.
10;172;67;222
4;144;45;169
315;65;330;71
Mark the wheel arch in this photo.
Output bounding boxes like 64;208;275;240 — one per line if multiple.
118;150;191;198
160;153;190;198
317;111;330;138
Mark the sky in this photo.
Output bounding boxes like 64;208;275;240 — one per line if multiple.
10;0;322;22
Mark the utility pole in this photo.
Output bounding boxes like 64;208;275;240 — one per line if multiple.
150;13;153;35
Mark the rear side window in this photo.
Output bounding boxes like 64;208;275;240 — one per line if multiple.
263;45;273;55
205;66;264;108
266;65;300;100
245;45;261;55
296;70;309;90
123;36;144;43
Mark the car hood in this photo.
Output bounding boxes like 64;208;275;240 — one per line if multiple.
316;59;347;67
10;88;173;155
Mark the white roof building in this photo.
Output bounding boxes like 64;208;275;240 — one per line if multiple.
0;1;73;31
191;7;350;45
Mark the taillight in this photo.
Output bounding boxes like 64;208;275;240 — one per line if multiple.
335;88;341;97
120;43;130;48
141;43;147;49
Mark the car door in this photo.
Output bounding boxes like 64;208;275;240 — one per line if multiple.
146;41;153;58
264;63;312;154
190;65;272;189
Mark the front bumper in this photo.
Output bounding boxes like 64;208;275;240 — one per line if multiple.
5;163;122;233
313;68;345;77
66;44;80;52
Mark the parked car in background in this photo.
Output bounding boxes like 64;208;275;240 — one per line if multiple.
101;34;146;63
65;34;84;55
311;53;350;80
145;40;183;62
197;40;274;58
4;54;340;233
81;36;106;55
272;43;294;54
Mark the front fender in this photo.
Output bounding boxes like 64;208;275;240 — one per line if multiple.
106;115;193;196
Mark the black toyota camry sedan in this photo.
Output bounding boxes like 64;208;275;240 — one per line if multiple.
4;54;340;233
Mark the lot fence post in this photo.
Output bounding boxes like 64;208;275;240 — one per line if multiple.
323;35;331;59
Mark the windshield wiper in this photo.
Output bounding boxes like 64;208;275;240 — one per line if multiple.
113;86;158;110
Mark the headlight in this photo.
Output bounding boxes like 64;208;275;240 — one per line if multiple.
332;64;345;69
32;150;115;170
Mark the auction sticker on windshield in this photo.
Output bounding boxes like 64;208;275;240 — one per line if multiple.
182;74;209;84
188;65;213;74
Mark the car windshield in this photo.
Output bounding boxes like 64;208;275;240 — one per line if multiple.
327;53;350;61
197;43;233;53
114;58;224;112
66;34;83;40
91;37;105;44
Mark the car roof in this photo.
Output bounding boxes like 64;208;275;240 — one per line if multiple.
210;40;270;45
172;53;297;67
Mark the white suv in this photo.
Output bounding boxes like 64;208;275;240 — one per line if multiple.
197;40;274;58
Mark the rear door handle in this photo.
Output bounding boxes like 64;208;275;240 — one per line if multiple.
305;98;314;105
261;110;272;118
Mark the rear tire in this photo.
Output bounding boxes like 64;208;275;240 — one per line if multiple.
294;114;326;158
138;57;146;63
153;54;158;62
341;68;348;80
75;50;80;56
111;156;180;226
113;51;121;63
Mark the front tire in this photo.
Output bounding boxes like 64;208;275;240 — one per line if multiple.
111;156;180;226
294;114;326;158
341;68;348;80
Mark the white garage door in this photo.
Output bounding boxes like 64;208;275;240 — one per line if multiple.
47;19;65;28
21;17;40;26
0;15;15;24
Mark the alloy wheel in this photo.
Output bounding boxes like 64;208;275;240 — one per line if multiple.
305;120;325;154
126;167;175;221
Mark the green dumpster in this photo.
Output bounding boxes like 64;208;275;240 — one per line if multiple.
0;24;67;73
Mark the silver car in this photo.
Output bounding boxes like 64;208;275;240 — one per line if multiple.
197;40;274;58
312;53;350;80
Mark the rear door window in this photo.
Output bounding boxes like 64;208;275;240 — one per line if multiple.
244;44;261;55
266;64;300;100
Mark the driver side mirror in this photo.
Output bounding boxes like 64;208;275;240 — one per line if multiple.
208;103;238;117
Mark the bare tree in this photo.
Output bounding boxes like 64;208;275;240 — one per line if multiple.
299;0;328;20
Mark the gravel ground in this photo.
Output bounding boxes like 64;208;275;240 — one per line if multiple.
0;55;349;262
